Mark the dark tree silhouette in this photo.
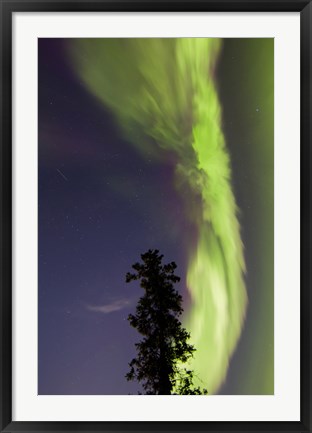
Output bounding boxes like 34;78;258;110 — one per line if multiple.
125;249;207;395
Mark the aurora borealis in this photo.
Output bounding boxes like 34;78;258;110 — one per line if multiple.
38;38;274;395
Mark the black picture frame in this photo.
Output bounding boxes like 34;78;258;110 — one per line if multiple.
0;0;311;432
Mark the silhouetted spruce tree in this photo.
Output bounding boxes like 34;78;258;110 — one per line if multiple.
125;249;207;395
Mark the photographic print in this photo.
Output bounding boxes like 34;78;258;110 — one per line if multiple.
38;38;274;396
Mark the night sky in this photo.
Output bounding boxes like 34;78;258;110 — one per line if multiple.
38;38;274;395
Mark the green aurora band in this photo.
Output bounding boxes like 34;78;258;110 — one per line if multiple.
70;39;247;394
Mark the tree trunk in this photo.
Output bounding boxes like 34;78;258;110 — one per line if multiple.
158;354;172;394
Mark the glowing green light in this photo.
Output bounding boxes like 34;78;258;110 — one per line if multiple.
70;38;247;394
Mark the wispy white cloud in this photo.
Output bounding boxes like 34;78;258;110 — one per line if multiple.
86;299;130;314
